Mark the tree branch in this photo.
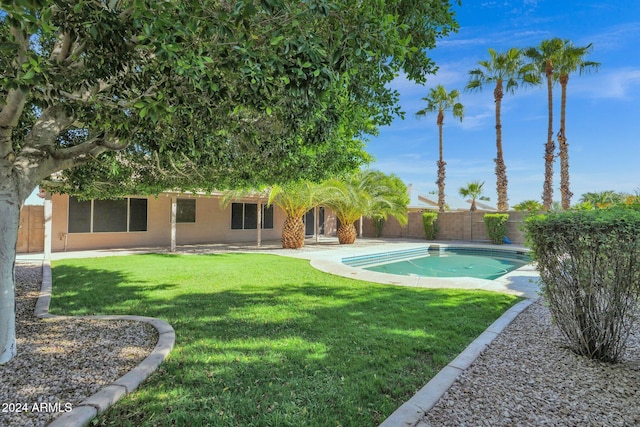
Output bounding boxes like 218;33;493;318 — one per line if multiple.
0;24;30;158
23;106;75;150
48;135;129;160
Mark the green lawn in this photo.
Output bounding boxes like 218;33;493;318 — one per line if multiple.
51;253;519;427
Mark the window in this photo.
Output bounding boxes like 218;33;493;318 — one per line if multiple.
262;205;274;229
176;199;196;223
93;199;127;232
68;196;148;233
68;197;91;233
231;203;274;230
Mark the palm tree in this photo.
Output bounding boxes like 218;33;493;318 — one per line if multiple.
458;180;485;211
524;38;565;210
324;170;409;244
222;181;328;249
415;84;464;213
466;48;540;211
555;41;600;209
578;190;625;209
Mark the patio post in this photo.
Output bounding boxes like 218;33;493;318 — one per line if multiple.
170;196;177;253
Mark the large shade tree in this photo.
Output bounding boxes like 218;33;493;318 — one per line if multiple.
0;0;460;363
524;38;565;210
415;84;464;212
466;48;539;211
555;41;600;209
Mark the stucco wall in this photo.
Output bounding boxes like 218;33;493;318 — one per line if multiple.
51;193;287;251
362;210;526;244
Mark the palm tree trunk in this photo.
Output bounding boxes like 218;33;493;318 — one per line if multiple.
494;81;508;211
337;222;357;244
558;75;572;210
281;216;305;249
437;111;446;212
542;60;555;210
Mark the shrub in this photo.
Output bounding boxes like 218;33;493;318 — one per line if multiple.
373;215;384;237
483;213;509;244
422;212;438;240
525;209;640;362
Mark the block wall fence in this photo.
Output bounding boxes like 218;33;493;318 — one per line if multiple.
361;211;527;244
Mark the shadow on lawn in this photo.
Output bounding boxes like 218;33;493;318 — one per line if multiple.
50;262;517;427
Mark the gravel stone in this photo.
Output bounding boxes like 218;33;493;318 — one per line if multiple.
420;299;640;427
0;262;157;427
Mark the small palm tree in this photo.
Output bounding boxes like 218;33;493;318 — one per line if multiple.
324;170;409;244
222;181;328;249
524;38;565;210
555;41;600;209
459;181;485;211
578;191;625;209
466;48;540;211
416;84;464;213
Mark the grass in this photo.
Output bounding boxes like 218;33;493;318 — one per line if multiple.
51;253;520;426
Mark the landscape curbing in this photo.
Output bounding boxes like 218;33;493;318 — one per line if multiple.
36;260;176;427
379;298;535;427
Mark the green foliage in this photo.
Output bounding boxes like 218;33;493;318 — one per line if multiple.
512;199;544;212
483;213;509;244
373;215;385;238
323;169;409;227
459;180;485;211
422;212;439;240
578;191;628;209
2;0;460;197
51;253;518;426
524;209;640;362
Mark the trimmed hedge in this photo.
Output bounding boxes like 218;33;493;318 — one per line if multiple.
422;212;438;240
483;213;509;244
525;209;640;362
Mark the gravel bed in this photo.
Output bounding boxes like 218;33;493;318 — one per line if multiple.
0;262;157;427
420;299;640;427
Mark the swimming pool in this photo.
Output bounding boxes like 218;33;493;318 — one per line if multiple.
342;246;530;280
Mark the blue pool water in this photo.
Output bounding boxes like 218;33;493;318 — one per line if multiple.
343;246;530;280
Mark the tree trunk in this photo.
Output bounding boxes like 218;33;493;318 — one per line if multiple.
0;179;21;364
542;61;555;210
437;112;446;213
337;223;357;244
281;216;305;249
494;81;508;211
558;76;572;210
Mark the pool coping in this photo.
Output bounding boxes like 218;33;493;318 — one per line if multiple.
310;242;540;299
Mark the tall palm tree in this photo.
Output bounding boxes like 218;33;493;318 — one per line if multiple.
524;38;565;210
415;84;464;213
458;180;485;211
555;41;600;210
466;48;540;211
324;170;409;244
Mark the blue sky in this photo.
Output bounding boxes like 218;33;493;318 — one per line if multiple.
367;0;640;208
25;0;639;207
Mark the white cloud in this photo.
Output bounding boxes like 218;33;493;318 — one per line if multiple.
573;68;640;99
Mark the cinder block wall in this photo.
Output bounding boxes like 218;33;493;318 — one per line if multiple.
363;211;526;244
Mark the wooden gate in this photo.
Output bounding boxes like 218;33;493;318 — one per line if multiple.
17;205;44;253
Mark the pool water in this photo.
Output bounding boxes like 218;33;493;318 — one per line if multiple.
344;247;529;280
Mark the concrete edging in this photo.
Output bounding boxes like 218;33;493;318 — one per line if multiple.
378;299;535;427
36;260;176;427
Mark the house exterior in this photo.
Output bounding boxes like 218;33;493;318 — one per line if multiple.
47;192;335;253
